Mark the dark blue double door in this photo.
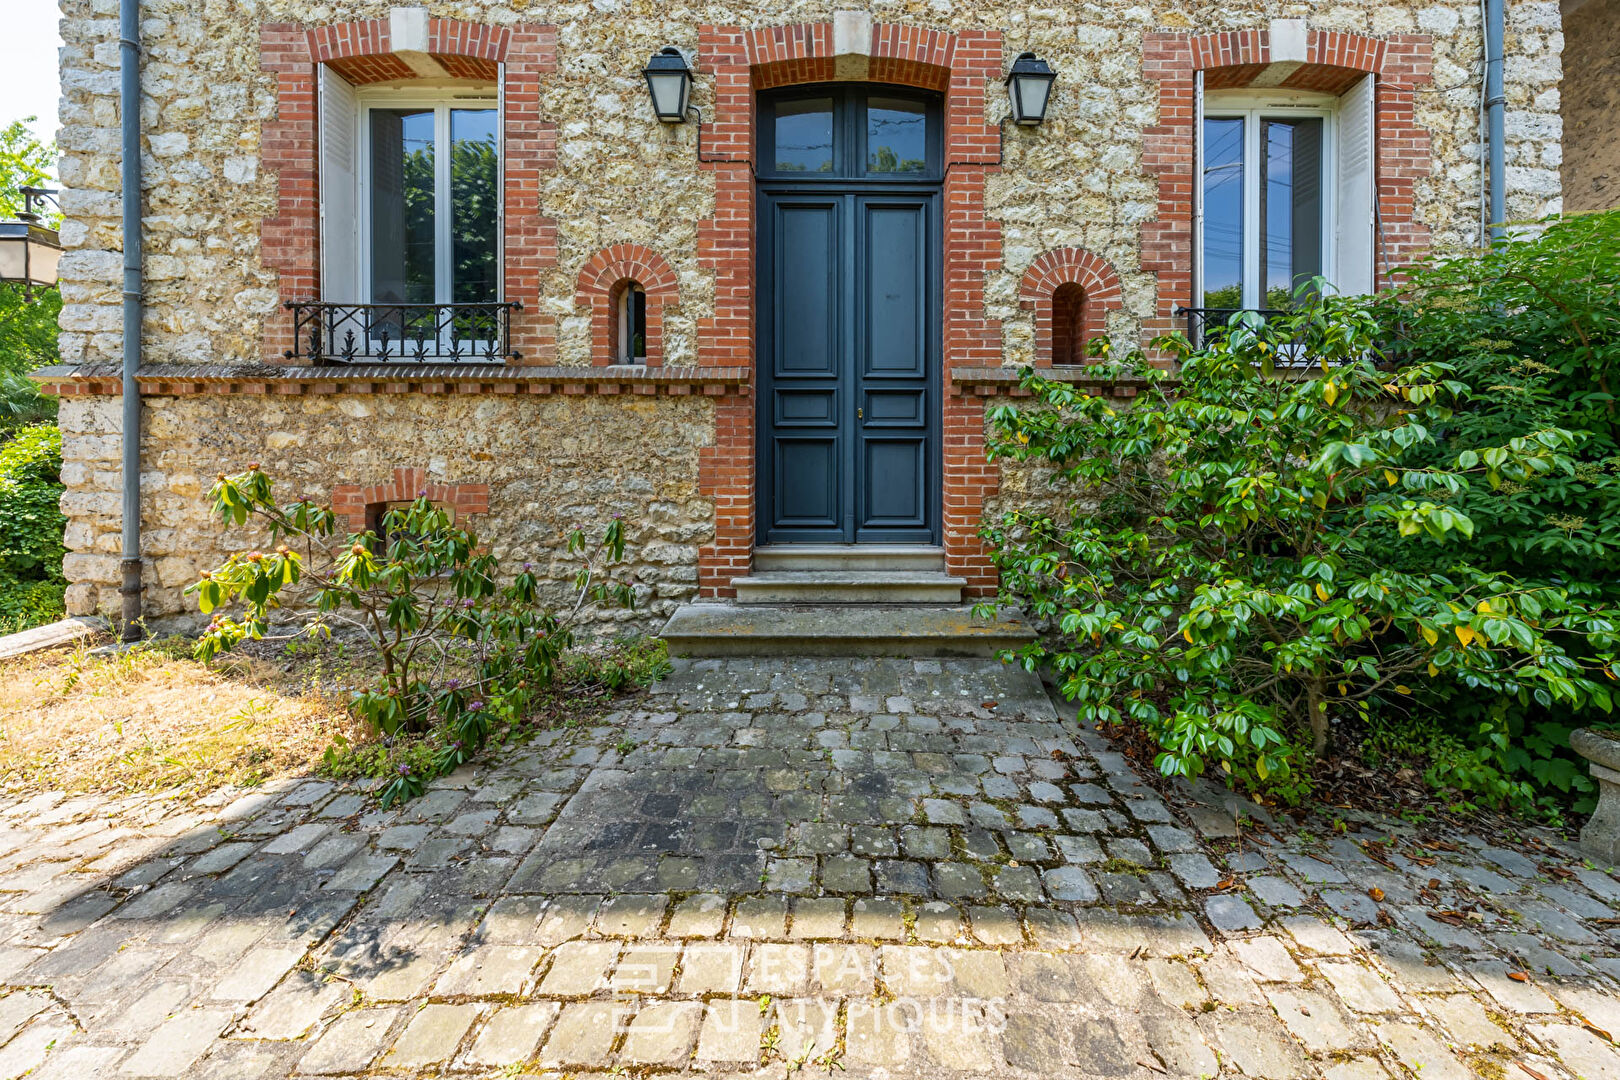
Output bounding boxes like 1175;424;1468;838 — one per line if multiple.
758;187;942;544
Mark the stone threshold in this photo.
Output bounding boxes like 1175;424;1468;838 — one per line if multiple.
30;363;752;398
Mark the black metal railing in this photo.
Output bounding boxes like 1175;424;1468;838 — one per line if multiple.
284;301;522;364
1177;306;1319;367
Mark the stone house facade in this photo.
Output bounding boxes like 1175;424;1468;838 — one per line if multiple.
42;0;1568;633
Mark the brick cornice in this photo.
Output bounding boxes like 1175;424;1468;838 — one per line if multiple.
31;363;749;398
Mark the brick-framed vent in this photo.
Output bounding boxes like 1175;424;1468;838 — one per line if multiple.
1019;248;1126;366
1140;27;1434;346
332;467;489;534
259;17;559;364
695;21;1006;598
575;245;679;367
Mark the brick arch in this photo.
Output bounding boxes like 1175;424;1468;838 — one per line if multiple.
259;17;559;364
695;20;1006;598
331;467;489;533
1140;26;1434;350
1019;248;1126;366
576;245;680;367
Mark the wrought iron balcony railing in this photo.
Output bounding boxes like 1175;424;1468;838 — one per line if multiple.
284;301;522;364
1177;306;1317;368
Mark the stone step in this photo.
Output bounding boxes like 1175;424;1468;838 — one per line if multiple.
659;603;1033;658
731;570;965;604
751;544;946;572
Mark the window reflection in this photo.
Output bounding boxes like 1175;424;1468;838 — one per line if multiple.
866;97;927;174
1262;118;1323;308
1201;117;1244;310
451;109;498;305
370;108;435;305
775;97;835;172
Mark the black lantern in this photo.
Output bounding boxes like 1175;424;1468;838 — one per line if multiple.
0;187;62;301
643;47;693;123
1005;52;1056;125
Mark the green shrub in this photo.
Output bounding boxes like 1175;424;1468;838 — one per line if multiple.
981;293;1620;806
1374;211;1620;591
189;466;637;806
0;578;65;636
0;423;66;633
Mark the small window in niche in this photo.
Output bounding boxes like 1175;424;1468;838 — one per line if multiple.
618;282;647;364
1051;283;1087;365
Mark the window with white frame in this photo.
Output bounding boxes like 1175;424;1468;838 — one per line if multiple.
318;66;501;351
1196;78;1375;313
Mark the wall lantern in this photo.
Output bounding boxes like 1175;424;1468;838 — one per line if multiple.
0;187;62;301
1005;52;1057;125
643;47;693;123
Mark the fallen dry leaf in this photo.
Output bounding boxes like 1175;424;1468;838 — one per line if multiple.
1507;971;1530;983
1519;1064;1550;1080
1377;910;1396;927
1584;1023;1613;1043
1367;887;1385;903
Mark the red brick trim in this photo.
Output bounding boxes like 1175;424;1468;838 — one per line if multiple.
33;364;749;398
1140;28;1433;348
1018;248;1126;366
575;245;679;367
695;21;1005;598
331;467;488;532
259;18;559;365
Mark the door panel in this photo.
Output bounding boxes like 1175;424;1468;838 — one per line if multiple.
854;195;933;541
776;203;840;374
862;202;927;377
758;188;938;544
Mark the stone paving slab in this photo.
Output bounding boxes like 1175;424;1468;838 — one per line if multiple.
0;657;1615;1078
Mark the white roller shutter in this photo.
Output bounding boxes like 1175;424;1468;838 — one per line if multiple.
1334;74;1376;295
319;65;361;303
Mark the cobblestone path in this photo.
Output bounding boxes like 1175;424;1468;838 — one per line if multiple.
0;658;1618;1078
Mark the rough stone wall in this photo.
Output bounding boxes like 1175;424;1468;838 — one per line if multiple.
49;0;1568;623
1561;0;1620;211
57;392;714;629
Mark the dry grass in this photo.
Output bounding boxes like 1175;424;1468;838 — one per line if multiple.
0;634;363;799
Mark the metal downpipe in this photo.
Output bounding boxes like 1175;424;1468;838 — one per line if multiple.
119;0;143;639
1484;0;1507;242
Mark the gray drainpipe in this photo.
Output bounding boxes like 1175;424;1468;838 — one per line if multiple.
1484;0;1507;241
119;0;143;640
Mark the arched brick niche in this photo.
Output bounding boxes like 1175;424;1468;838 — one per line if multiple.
575;245;679;367
331;467;490;533
1019;248;1125;366
259;17;559;364
695;20;1006;599
1139;26;1434;349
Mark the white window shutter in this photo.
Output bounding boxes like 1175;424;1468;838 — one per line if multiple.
1334;74;1376;296
319;65;361;303
497;61;507;304
1192;70;1204;309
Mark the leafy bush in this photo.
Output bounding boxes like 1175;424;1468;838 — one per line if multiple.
982;293;1620;805
0;424;66;633
1374;211;1620;590
188;466;637;805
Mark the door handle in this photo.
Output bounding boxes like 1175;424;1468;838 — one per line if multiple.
857;407;863;419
